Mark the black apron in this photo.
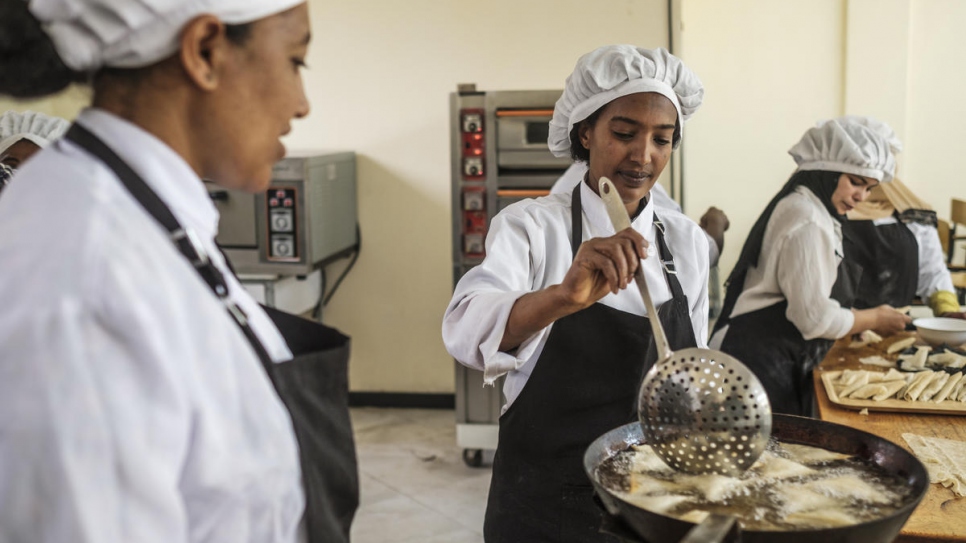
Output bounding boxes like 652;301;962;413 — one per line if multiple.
65;124;359;543
718;251;862;417
483;185;698;542
842;218;919;309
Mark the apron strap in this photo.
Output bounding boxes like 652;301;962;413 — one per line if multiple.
570;180;682;295
63;123;276;367
571;182;582;257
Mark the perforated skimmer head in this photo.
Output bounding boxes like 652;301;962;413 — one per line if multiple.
596;176;773;477
637;348;772;476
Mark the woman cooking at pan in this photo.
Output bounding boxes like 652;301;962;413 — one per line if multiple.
443;44;709;542
710;117;911;417
0;0;356;541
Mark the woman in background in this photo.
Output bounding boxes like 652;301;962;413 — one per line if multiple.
444;44;708;542
0;1;356;542
711;117;910;416
838;117;964;319
0;110;68;195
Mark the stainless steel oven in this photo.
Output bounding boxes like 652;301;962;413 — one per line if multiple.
206;152;358;277
449;86;570;462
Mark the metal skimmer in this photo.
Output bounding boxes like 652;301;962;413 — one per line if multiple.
598;177;772;477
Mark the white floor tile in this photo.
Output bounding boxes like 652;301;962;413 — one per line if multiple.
349;408;490;542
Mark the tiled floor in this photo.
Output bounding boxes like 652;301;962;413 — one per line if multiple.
349;408;490;543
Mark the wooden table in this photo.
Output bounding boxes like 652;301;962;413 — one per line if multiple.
814;333;966;543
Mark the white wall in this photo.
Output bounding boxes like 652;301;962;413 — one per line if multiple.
289;0;672;393
905;0;966;220
5;0;964;393
679;0;847;291
681;0;966;306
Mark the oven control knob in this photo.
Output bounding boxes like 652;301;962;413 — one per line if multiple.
463;157;483;177
462;113;483;133
270;208;294;232
271;235;295;258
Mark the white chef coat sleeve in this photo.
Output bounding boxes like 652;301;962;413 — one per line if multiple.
0;298;190;542
776;223;854;340
443;208;550;384
907;221;955;299
705;230;720;268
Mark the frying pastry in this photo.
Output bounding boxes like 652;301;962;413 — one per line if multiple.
629;472;686;495
678;473;747;502
676;509;711;524
779;443;851;464
752;452;817;480
784;508;860;528
802;474;891;504
776;485;847;514
630;445;673;473
621;493;690;514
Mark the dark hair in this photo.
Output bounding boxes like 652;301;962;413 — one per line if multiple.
568;108;604;163
0;0;255;100
0;0;87;98
567;101;683;162
224;23;255;45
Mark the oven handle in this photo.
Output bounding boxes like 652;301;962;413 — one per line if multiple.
496;189;551;198
208;189;230;202
495;109;554;117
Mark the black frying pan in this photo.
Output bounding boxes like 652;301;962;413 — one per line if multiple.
584;414;929;543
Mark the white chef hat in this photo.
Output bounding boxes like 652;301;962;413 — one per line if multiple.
0;110;70;156
548;45;704;158
832;115;903;154
28;0;306;72
789;116;896;183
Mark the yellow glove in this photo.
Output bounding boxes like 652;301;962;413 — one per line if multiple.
929;290;961;316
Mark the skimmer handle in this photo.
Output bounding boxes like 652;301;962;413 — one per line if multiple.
598;177;673;362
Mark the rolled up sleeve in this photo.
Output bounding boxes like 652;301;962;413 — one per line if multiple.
776;224;853;340
442;210;552;384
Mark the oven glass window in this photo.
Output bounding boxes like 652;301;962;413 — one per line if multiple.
525;121;550;146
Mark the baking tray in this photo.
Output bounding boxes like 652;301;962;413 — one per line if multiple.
821;370;966;416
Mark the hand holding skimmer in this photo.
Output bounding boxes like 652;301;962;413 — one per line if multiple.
598;177;772;477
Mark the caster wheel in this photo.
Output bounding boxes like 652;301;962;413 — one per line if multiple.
462;448;484;467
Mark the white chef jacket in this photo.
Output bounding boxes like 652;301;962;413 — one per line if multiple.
866;217;955;300
0;109;304;543
443;180;710;412
550;162;721;266
710;186;854;348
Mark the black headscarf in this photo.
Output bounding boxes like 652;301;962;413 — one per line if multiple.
713;169;844;334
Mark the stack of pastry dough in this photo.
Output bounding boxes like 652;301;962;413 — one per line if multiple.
833;369;966;403
902;433;966;497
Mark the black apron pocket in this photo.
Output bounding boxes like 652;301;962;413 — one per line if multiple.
263;306;360;543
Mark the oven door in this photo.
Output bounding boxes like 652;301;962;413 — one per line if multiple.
206;182;259;249
495;110;567;170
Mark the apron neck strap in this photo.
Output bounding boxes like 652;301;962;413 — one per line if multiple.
570;180;686;299
63;123;274;365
